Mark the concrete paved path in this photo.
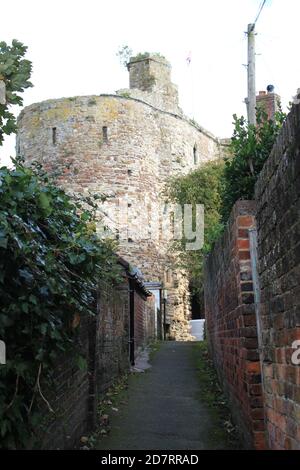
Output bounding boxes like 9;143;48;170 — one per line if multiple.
97;342;229;450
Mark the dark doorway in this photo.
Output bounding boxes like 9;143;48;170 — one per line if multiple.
190;283;204;319
191;292;201;319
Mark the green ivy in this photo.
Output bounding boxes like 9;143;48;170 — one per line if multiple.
0;159;122;448
165;160;225;303
166;108;286;307
131;52;166;61
221;106;286;221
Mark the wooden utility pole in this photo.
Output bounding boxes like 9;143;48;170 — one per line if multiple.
247;23;256;125
0;80;6;105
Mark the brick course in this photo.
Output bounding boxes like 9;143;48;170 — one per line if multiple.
204;102;300;450
36;263;155;449
255;101;300;450
204;201;266;449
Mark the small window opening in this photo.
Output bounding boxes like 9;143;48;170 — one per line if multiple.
193;144;198;165
102;126;108;143
128;169;133;176
165;269;173;285
52;127;57;145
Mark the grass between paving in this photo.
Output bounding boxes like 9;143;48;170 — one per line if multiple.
148;339;162;362
77;373;130;449
191;340;241;449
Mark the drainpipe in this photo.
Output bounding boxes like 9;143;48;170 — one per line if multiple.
249;228;267;427
129;279;135;366
249;229;264;370
163;289;168;340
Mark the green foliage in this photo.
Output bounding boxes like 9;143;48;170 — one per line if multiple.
116;45;133;68
0;158;122;448
192;341;239;448
221;106;286;221
116;46;166;70
167;107;286;314
166;160;225;298
0;40;33;145
118;91;131;99
132;52;166;61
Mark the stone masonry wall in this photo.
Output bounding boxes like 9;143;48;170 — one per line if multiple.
127;55;180;114
204;201;266;449
17;55;226;340
255;101;300;450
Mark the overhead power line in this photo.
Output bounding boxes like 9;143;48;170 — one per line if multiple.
248;0;267;33
253;0;267;26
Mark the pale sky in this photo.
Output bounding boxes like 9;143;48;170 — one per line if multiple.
1;0;299;165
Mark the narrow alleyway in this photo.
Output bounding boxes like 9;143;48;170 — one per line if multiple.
96;342;232;450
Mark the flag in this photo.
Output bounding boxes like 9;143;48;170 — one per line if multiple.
186;51;192;66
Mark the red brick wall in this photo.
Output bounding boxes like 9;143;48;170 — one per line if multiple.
204;201;266;449
97;283;130;391
145;295;156;342
36;268;156;448
256;91;280;121
37;283;130;449
134;291;145;354
134;291;156;356
38;315;92;449
255;102;300;450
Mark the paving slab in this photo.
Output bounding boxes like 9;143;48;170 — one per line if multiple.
97;341;229;450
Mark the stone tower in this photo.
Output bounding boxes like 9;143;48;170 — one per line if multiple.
17;53;226;339
125;54;179;113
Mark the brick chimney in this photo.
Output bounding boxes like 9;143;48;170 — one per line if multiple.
256;86;280;120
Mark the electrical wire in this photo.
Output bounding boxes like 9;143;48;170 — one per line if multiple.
253;0;267;26
248;0;267;32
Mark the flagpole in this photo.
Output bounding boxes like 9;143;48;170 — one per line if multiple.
190;60;194;119
186;51;194;119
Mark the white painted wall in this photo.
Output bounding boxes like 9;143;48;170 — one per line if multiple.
190;319;205;341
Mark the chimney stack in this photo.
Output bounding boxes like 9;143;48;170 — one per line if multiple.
256;85;280;121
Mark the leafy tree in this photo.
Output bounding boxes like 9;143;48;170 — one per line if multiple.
221;107;286;221
166;160;225;309
132;52;166;61
0;39;32;145
116;45;133;68
116;47;166;68
0;39;122;448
